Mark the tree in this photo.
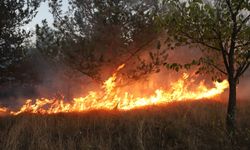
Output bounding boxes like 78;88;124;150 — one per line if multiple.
36;0;160;82
159;0;250;133
0;0;44;85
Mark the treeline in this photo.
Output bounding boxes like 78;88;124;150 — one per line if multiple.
1;0;168;87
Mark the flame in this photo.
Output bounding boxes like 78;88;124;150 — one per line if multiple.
0;64;229;115
0;107;8;116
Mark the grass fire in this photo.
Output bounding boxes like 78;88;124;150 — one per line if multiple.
0;64;229;116
1;0;250;149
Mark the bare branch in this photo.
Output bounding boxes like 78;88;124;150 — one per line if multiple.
122;37;157;64
205;61;227;75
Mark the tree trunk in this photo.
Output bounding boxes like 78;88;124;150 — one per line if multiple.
226;78;237;133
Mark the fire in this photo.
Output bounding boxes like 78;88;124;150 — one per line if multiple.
0;107;9;116
0;107;8;113
0;64;229;115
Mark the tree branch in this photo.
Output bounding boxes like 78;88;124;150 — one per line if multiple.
122;37;157;64
235;54;250;79
179;30;221;51
236;14;250;33
235;0;244;15
205;61;227;75
239;62;250;77
235;41;250;49
211;27;230;73
226;0;234;18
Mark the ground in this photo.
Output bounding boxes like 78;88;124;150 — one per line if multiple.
0;99;250;150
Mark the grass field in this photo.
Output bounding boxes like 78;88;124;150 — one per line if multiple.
0;100;250;150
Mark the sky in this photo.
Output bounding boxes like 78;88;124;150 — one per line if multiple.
25;0;69;31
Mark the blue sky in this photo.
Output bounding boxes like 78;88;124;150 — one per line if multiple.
25;0;68;31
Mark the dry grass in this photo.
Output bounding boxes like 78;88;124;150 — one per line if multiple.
0;100;250;150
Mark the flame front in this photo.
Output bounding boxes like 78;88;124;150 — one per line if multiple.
0;107;8;116
0;64;229;115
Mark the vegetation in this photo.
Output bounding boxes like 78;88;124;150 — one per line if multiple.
159;0;250;132
1;100;250;150
1;0;250;149
36;0;160;81
0;0;44;85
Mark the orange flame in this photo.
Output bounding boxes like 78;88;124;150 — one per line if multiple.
0;107;8;116
0;64;229;115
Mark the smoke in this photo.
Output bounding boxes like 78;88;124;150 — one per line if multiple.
120;41;250;101
1;40;250;109
0;49;100;108
165;44;250;101
237;71;250;100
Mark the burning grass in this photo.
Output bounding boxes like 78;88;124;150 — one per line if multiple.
0;64;229;115
1;100;250;150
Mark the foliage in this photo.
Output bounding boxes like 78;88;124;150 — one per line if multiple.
158;0;250;131
36;0;160;81
160;0;250;81
0;0;44;84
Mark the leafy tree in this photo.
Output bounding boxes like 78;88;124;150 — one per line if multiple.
0;0;44;85
36;0;160;81
159;0;250;132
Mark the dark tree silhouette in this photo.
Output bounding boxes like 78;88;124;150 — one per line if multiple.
160;0;250;133
36;0;160;81
0;0;44;85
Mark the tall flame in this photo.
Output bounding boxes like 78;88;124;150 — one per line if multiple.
0;64;229;115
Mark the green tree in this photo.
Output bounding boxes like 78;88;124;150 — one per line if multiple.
0;0;44;84
36;0;159;81
160;0;250;132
